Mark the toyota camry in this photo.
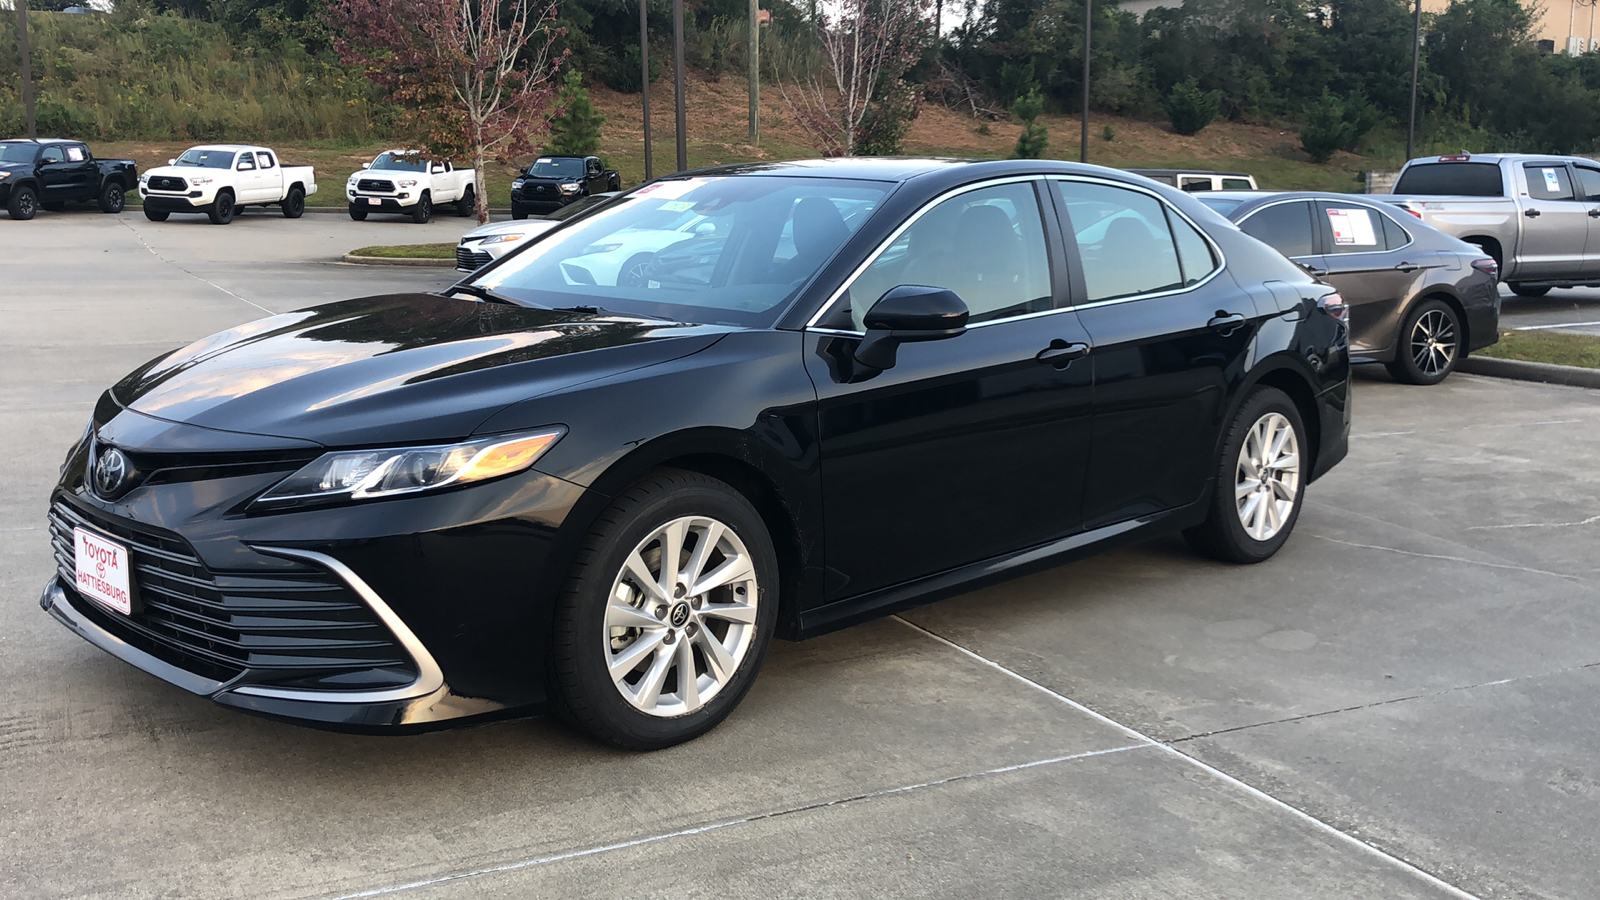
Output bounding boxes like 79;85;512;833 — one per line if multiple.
41;159;1350;749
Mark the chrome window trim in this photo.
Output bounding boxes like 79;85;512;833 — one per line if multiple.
229;546;446;704
1241;197;1418;255
803;175;1049;332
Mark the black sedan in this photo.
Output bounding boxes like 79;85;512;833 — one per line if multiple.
41;159;1350;749
1196;191;1500;384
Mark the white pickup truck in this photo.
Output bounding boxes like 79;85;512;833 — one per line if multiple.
139;145;316;225
1368;153;1600;297
345;151;477;223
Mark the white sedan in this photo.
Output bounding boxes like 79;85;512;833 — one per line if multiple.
455;193;618;272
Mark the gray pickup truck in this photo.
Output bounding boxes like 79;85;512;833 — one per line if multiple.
1363;154;1600;297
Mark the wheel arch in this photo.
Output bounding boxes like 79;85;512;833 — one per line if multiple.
1234;357;1323;479
1462;235;1503;276
287;181;307;196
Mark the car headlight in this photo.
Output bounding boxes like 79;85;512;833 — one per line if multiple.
0;172;11;180
398;179;419;189
480;233;526;245
252;428;565;509
513;179;526;187
582;243;623;254
190;177;213;186
559;183;581;193
139;173;149;184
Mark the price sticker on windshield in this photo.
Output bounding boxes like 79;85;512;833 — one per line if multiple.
1326;207;1378;247
659;200;695;212
633;178;716;201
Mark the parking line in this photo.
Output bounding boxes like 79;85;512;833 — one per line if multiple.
892;617;1484;900
1512;321;1600;331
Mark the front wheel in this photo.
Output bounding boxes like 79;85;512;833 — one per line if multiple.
348;204;368;221
511;204;528;221
456;186;474;217
1508;283;1550;298
207;191;235;225
143;207;170;222
1385;298;1461;385
98;182;125;214
281;187;305;219
1184;387;1307;564
551;469;779;750
411;192;432;224
7;185;38;220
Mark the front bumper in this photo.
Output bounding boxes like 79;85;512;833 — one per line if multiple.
140;191;210;212
512;192;575;213
455;241;517;271
349;194;416;212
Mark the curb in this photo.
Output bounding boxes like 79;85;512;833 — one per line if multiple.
341;253;457;268
1458;355;1600;389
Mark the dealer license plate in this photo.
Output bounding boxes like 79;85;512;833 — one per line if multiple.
73;527;134;615
368;197;382;205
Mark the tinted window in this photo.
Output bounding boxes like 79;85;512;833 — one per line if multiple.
477;176;886;328
1574;165;1600;201
40;146;64;164
1221;178;1254;189
841;182;1052;328
1170;212;1218;285
1239;202;1316;259
1379;212;1411;250
1320;204;1385;254
1180;177;1214;192
1056;181;1184;301
1393;162;1504;196
1525;164;1574;201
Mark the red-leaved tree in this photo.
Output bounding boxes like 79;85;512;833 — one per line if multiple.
777;0;931;156
331;0;566;222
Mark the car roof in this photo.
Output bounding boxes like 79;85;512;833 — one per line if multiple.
1126;168;1254;178
185;145;261;153
1;138;80;145
1210;191;1412;214
665;157;1211;186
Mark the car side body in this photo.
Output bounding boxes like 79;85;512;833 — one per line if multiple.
139;145;317;224
41;158;1350;740
0;138;138;220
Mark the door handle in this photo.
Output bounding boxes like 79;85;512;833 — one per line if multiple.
1525;208;1542;218
1207;312;1247;335
1589;209;1600;218
1393;262;1419;273
1035;339;1090;366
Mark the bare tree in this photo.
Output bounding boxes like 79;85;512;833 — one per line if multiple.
776;0;930;156
333;0;566;222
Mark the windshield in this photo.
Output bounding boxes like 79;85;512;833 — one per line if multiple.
1196;196;1245;216
0;142;37;164
371;152;429;173
175;148;237;169
474;176;888;327
525;158;586;178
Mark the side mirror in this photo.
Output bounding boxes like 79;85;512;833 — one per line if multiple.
361;162;371;169
167;158;176;166
694;221;716;236
853;285;969;371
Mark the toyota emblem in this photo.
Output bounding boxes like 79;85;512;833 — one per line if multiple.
93;447;130;497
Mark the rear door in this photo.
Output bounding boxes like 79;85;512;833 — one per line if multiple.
1236;199;1322;274
61;143;97;200
1312;201;1430;357
1516;162;1587;279
1570;163;1600;277
254;151;283;201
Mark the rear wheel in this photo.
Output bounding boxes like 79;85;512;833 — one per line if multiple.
1508;283;1550;298
348;204;368;221
1184;387;1307;564
207;190;235;225
7;185;38;220
281;187;305;219
142;207;169;222
456;186;474;217
618;252;656;287
98;182;125;214
1385;298;1461;385
551;469;779;750
411;192;432;224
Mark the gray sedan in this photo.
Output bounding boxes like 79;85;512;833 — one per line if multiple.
1198;191;1501;384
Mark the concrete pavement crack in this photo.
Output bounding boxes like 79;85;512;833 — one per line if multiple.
1302;531;1584;582
1467;513;1600;531
116;218;274;315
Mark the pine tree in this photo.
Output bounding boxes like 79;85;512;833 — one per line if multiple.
546;70;606;157
1012;87;1049;159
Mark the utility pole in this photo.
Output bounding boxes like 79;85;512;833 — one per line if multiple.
748;0;759;146
1406;0;1422;161
641;0;653;180
16;0;36;139
673;0;687;172
1080;0;1091;163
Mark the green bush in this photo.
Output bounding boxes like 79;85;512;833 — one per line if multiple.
1300;93;1357;163
1012;88;1049;159
605;43;662;94
1164;78;1221;136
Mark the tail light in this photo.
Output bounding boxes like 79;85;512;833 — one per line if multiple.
1318;291;1349;325
1439;154;1471;161
1471;257;1499;279
1402;207;1423;219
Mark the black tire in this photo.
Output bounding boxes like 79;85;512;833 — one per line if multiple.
618;252;656;287
608;175;622;192
281;187;305;219
1508;283;1550;298
411;192;432;224
42;201;66;212
7;184;38;220
98;182;125;214
348;204;368;221
511;204;528;221
1183;387;1308;564
551;469;780;750
206;190;235;225
1385;298;1462;385
143;207;170;222
455;186;474;217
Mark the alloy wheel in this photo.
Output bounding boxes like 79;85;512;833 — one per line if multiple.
604;515;759;718
1234;412;1300;542
18;192;36;218
1409;308;1457;377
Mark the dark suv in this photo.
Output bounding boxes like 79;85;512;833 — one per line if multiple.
0;139;139;220
511;155;621;218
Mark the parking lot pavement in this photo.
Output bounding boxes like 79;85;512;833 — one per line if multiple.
1498;284;1600;335
4;216;1599;898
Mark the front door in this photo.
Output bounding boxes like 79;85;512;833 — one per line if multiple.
1517;162;1588;279
1052;177;1262;530
804;179;1095;600
1570;163;1600;278
36;145;85;203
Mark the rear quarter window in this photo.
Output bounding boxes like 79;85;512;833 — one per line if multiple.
1393;163;1504;197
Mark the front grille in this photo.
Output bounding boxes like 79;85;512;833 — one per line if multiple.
148;176;186;192
50;500;417;690
456;247;492;270
357;178;394;193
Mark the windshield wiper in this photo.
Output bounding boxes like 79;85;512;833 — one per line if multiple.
551;304;675;322
448;284;524;306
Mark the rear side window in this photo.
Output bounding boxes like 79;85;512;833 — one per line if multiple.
1319;204;1386;255
1525;164;1574;201
1055;180;1185;301
1576;165;1600;201
256;152;276;169
1239;202;1316;259
1169;213;1218;285
1393;163;1504;197
1180;177;1215;192
1379;212;1411;250
1221;178;1254;190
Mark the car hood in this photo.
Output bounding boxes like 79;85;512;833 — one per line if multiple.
111;294;730;447
141;165;204;181
0;161;29;174
462;219;560;240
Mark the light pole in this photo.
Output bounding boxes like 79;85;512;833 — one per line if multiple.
749;0;759;146
1406;0;1421;161
641;0;653;180
1080;0;1091;163
673;0;687;172
15;0;36;139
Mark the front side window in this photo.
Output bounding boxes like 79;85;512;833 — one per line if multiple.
828;181;1053;330
1239;201;1316;259
40;146;64;164
1056;180;1186;301
175;149;236;169
476;176;886;328
1575;165;1600;201
238;156;256;171
1525;164;1574;201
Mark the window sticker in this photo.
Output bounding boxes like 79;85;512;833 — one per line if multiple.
659;200;695;212
1542;167;1562;193
1326;208;1378;246
65;147;85;162
631;178;713;201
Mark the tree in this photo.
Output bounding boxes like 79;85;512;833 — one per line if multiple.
331;0;565;222
1012;86;1047;158
776;0;931;156
1163;77;1220;135
545;69;605;156
1299;92;1355;163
